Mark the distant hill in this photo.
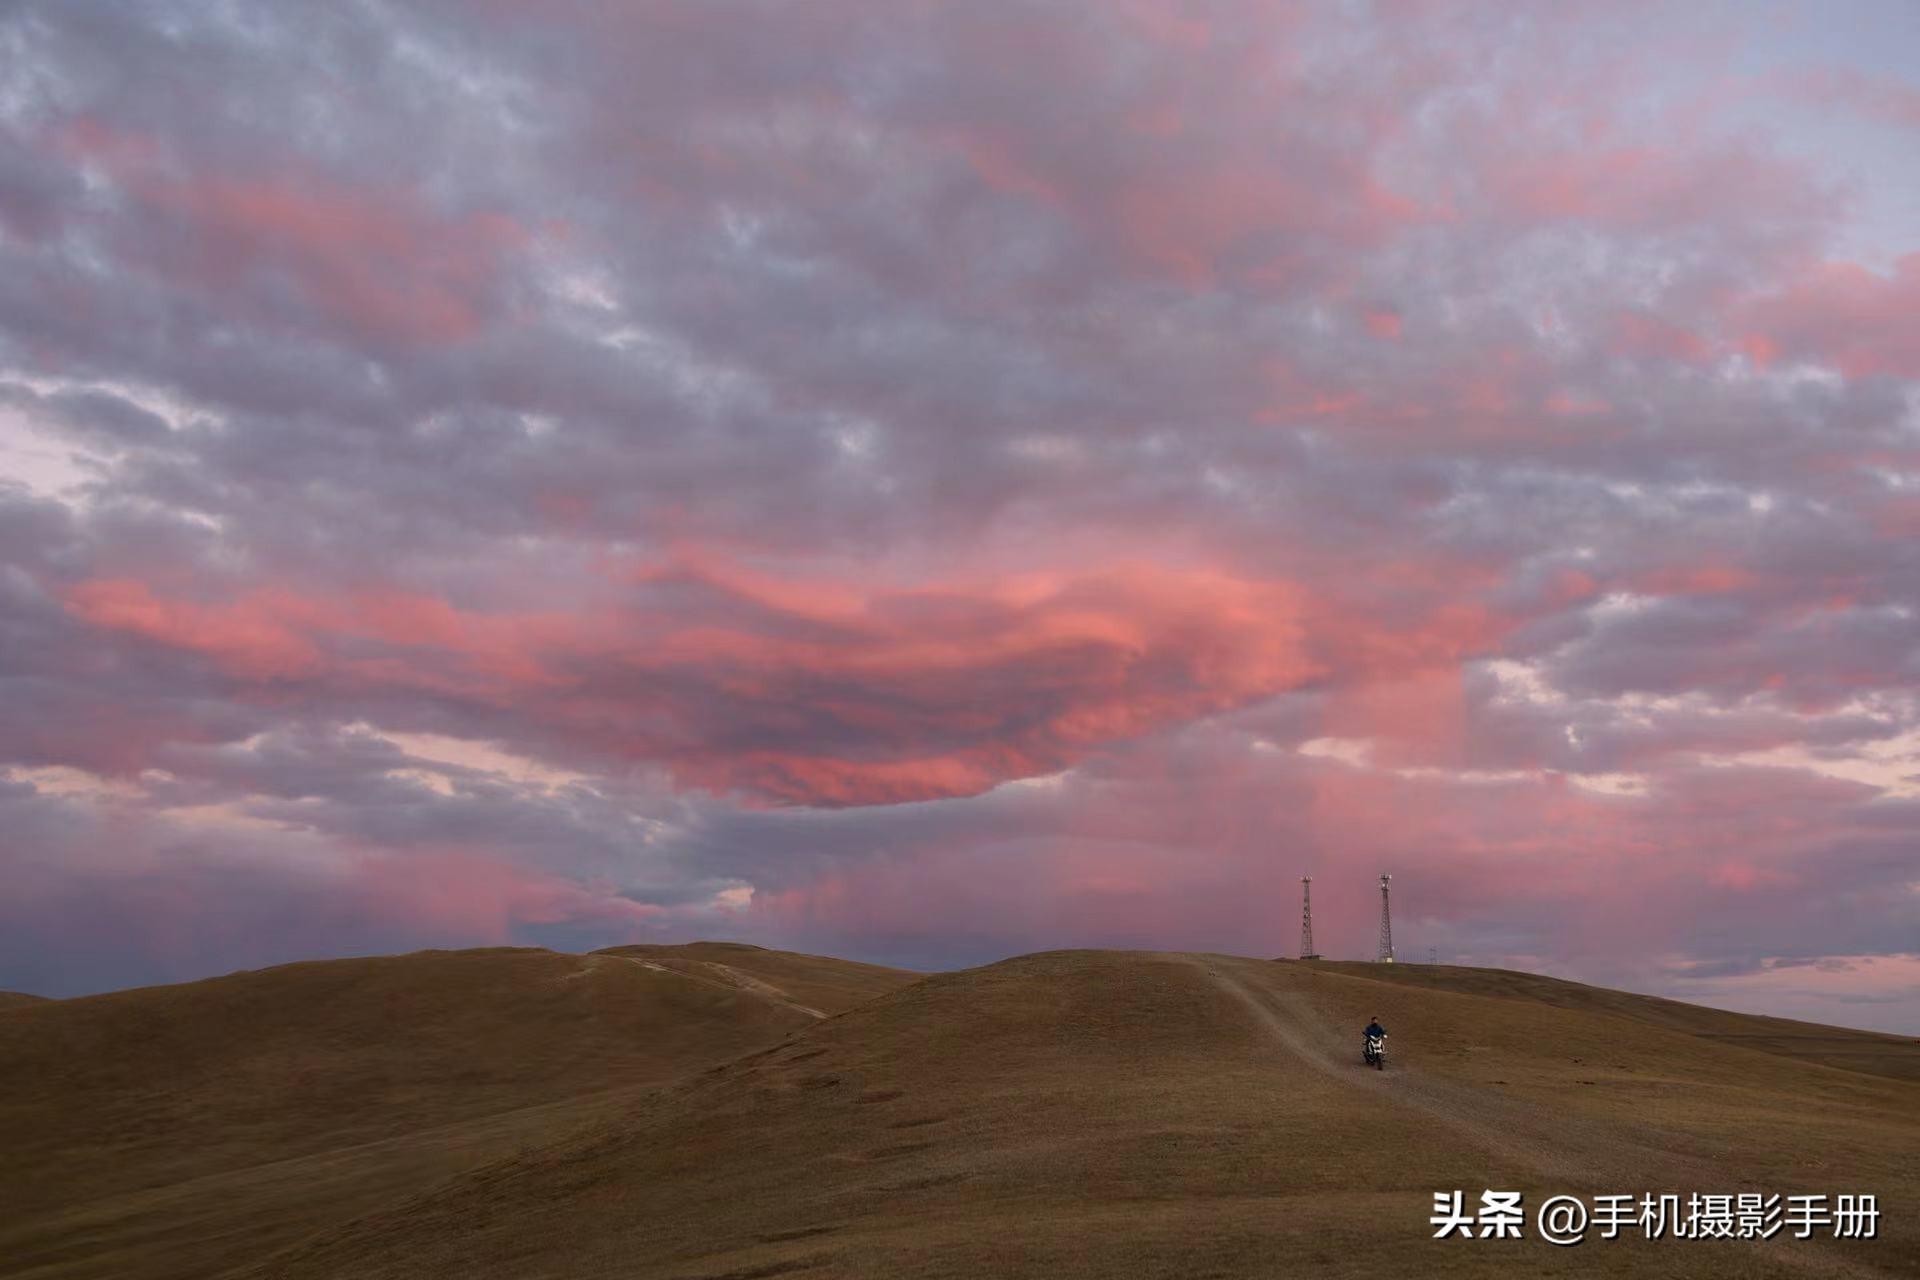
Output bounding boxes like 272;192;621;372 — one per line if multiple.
253;950;1920;1280
0;991;50;1010
0;944;918;1280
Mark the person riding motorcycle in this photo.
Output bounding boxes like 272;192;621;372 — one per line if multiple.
1363;1016;1387;1068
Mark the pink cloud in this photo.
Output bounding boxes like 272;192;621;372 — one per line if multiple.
1608;310;1715;366
744;734;1889;993
4;0;1916;1029
58;119;524;345
64;578;328;680
353;849;665;941
1364;309;1404;340
1768;66;1920;131
1736;255;1920;378
58;546;1535;806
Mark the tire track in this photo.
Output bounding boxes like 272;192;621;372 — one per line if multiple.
1193;956;1593;1184
1193;957;1893;1280
700;962;827;1020
596;955;828;1020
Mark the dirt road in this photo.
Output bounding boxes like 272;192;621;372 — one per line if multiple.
1198;956;1893;1279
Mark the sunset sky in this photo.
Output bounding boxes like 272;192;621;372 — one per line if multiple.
2;1;1917;1032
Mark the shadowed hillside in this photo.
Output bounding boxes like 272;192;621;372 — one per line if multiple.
0;992;50;1010
251;951;1919;1280
0;945;918;1280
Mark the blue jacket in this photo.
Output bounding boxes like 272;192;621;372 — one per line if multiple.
1364;1023;1386;1039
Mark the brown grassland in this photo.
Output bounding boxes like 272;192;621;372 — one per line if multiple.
2;945;1914;1279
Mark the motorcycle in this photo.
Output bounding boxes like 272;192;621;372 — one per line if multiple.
1363;1032;1386;1070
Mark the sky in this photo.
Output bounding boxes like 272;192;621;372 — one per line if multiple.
0;2;1916;1033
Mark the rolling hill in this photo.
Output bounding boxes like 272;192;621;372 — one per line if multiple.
2;948;1914;1279
0;944;916;1280
252;951;1918;1280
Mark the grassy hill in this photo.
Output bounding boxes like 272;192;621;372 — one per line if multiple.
2;948;1914;1279
0;944;916;1280
251;951;1918;1280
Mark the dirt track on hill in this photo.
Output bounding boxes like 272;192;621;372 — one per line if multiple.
1199;957;1596;1182
1199;956;1891;1280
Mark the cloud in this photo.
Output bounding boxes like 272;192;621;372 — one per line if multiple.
1737;255;1920;379
57;556;1336;805
0;0;1915;1027
54;119;529;347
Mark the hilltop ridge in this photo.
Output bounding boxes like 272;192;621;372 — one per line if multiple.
1;947;1913;1280
257;948;1919;1279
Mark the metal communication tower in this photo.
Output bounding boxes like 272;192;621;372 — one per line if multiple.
1299;877;1319;959
1377;874;1395;963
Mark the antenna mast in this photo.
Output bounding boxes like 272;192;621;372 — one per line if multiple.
1300;877;1319;959
1377;874;1395;963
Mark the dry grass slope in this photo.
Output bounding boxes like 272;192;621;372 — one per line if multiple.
250;951;1919;1280
1312;960;1920;1083
0;945;919;1280
5;948;1914;1279
590;943;916;1021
